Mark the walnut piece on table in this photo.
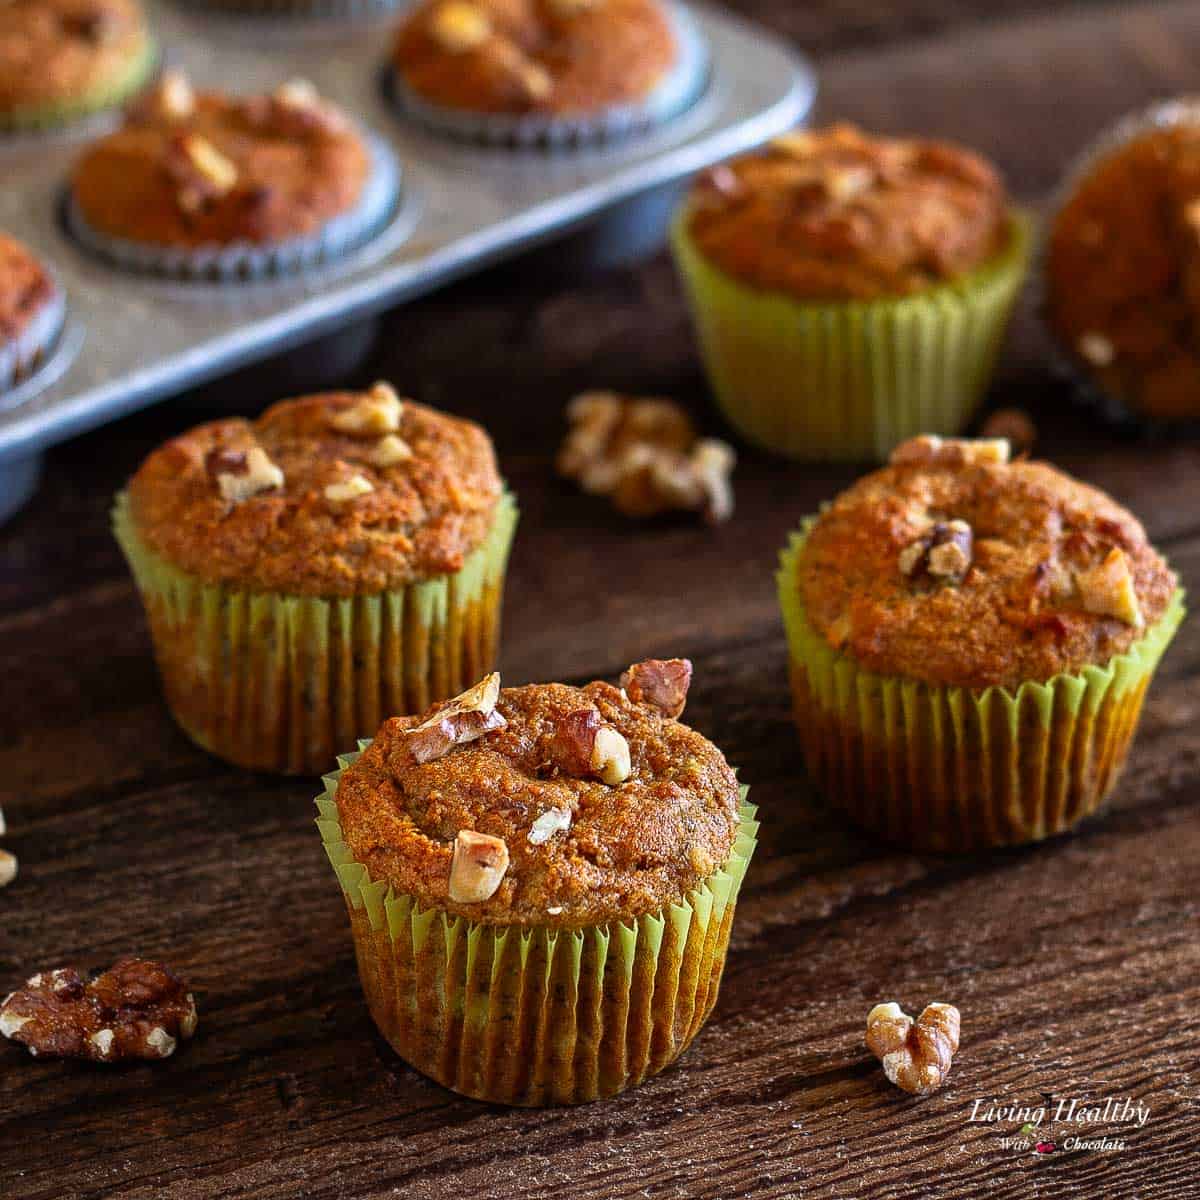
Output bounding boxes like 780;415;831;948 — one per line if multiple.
557;392;736;524
0;958;197;1064
865;1001;960;1096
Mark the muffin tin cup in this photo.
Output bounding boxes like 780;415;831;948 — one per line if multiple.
671;208;1034;463
66;133;401;282
386;2;709;149
316;765;758;1107
0;288;67;395
0;36;157;134
112;490;518;775
1040;96;1200;434
777;523;1185;853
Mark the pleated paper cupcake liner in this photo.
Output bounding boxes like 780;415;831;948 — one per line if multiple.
113;490;518;775
778;523;1185;852
67;133;401;282
316;755;757;1106
0;286;66;394
671;209;1033;463
1040;96;1200;435
0;36;156;134
386;1;708;149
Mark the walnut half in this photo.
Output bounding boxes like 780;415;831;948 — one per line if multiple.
0;959;197;1064
865;1001;960;1096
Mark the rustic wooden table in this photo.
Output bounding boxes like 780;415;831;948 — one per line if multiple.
3;2;1199;1197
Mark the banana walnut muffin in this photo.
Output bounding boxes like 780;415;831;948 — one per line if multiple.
319;661;758;1104
778;434;1183;850
114;384;517;773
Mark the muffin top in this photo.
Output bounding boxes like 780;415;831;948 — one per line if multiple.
71;73;370;249
0;0;149;117
0;234;57;345
1047;123;1200;421
334;661;742;926
126;384;503;596
685;124;1011;302
392;0;678;117
794;435;1177;691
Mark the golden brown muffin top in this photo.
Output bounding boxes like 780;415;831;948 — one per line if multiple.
392;0;677;117
71;73;370;249
685;123;1011;302
0;0;148;116
0;234;56;343
794;435;1177;691
1047;123;1200;421
334;663;742;926
126;385;503;596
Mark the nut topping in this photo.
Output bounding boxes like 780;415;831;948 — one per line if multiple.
899;520;974;584
620;658;693;719
1076;547;1143;627
401;673;506;764
550;708;631;784
0;958;197;1064
448;830;509;903
371;434;414;467
889;434;1011;468
0;849;16;888
150;69;195;120
179;135;238;195
558;392;736;524
429;1;491;51
866;1001;960;1096
215;446;284;503
329;383;404;437
324;474;375;503
527;807;572;846
1077;331;1115;367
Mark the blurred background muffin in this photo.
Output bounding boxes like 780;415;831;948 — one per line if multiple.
114;384;517;775
0;234;66;393
68;72;398;279
389;0;705;146
0;0;154;131
672;123;1032;461
317;660;757;1105
778;434;1183;851
1046;101;1200;426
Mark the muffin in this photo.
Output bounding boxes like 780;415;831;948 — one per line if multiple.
0;0;155;132
113;384;518;775
0;235;66;393
1046;102;1200;425
389;0;705;147
777;434;1184;851
316;660;758;1105
68;72;398;279
672;124;1033;462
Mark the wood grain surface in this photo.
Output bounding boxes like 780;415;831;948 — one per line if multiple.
3;2;1200;1197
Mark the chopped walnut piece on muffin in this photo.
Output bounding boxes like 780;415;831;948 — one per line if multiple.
71;72;371;250
796;437;1177;690
557;392;735;523
392;0;679;117
686;123;1011;302
334;661;741;925
0;958;197;1063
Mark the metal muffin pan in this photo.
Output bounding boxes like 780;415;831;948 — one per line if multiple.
0;0;815;517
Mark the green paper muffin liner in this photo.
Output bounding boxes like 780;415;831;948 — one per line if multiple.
113;490;517;775
0;36;156;133
671;208;1034;462
778;522;1185;851
316;754;758;1106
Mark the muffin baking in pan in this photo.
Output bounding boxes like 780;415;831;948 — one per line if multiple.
0;235;67;395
